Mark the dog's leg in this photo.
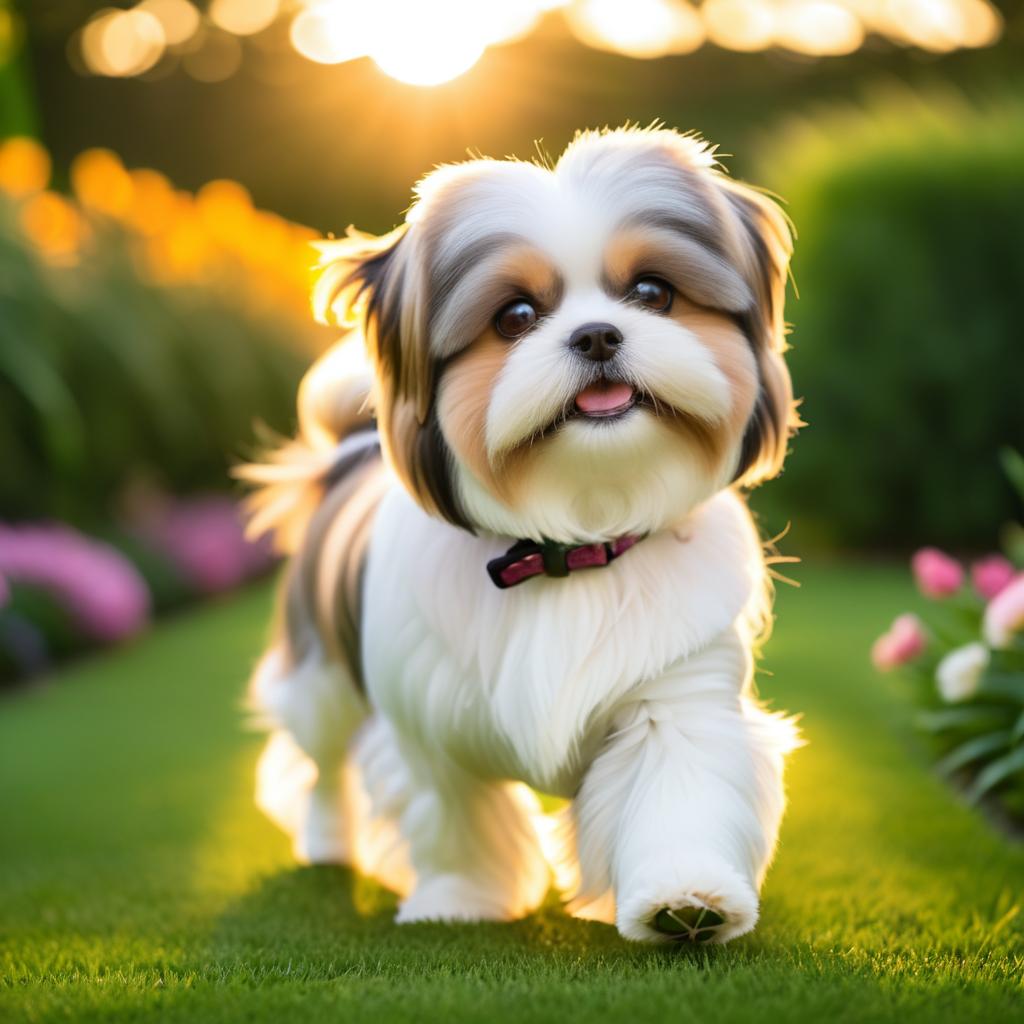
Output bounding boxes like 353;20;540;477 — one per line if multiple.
571;626;797;944
390;744;550;924
251;646;368;864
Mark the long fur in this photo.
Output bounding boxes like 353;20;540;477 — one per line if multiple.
242;127;801;944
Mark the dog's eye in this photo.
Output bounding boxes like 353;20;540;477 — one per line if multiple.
628;277;673;313
494;299;538;339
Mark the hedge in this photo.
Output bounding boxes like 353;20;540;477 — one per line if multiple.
751;88;1024;551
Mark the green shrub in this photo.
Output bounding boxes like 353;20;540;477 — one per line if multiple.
0;143;326;525
752;88;1024;551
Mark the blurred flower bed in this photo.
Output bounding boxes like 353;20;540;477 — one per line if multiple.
0;136;330;683
873;451;1024;822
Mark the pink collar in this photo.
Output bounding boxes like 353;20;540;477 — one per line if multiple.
487;534;643;589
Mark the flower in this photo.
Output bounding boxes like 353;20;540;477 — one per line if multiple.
133;495;275;595
911;547;964;598
935;643;990;703
0;523;150;643
0;137;51;198
872;613;927;671
983;573;1024;649
971;555;1015;600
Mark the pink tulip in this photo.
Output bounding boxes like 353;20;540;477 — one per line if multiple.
983;573;1024;649
911;547;964;598
871;613;927;671
970;555;1015;600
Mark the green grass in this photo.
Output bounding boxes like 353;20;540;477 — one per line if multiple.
2;562;1022;1023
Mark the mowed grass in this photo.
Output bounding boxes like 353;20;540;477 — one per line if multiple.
1;562;1022;1024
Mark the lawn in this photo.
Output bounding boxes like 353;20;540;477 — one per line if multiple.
1;562;1022;1023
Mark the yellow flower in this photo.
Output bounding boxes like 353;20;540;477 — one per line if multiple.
126;168;177;236
19;191;90;263
0;137;51;198
70;148;134;219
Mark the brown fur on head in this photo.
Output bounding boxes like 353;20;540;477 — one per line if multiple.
306;127;798;543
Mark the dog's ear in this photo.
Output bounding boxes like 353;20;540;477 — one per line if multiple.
717;181;799;487
313;226;433;422
312;228;471;530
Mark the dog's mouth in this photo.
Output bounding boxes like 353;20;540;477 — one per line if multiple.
516;378;660;450
573;381;637;419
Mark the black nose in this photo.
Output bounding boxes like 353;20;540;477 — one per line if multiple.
568;322;623;362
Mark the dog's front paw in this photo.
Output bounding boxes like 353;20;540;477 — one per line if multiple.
650;901;728;944
616;862;759;945
396;874;516;924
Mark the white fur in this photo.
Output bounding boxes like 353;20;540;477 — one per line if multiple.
254;486;798;940
251;128;798;944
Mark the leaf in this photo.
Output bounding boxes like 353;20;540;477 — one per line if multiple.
915;706;1009;734
935;730;1012;777
967;746;1024;803
977;671;1024;703
1000;447;1024;506
1000;521;1024;568
1012;710;1024;745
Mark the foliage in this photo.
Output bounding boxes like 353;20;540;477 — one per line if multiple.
753;88;1024;551
0;138;329;525
872;451;1024;820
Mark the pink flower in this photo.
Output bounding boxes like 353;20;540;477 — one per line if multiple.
872;613;927;671
0;523;150;642
970;555;1015;600
134;495;275;595
911;547;964;598
983;574;1024;649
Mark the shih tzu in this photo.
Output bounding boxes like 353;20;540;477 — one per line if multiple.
240;126;801;945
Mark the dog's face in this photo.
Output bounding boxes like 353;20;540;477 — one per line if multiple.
315;128;795;542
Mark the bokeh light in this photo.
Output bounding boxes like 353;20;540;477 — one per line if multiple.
137;0;200;46
72;0;1006;85
567;0;705;58
774;2;864;55
182;27;244;82
208;0;281;37
702;0;777;51
81;8;166;77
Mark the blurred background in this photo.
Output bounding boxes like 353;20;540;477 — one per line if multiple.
0;0;1022;681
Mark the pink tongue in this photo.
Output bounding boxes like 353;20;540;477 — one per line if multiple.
575;382;635;414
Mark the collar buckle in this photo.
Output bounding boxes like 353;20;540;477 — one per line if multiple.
486;533;644;590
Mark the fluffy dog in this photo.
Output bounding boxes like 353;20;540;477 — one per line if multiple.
241;126;801;945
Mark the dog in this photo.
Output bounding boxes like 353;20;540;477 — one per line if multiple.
239;126;801;945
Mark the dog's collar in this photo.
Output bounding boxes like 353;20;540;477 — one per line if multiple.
486;534;644;589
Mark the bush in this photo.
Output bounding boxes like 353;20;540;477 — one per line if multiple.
751;89;1024;551
871;454;1024;823
0;140;329;525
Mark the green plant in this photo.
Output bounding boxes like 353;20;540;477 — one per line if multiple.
752;87;1024;551
871;451;1024;820
0;142;326;525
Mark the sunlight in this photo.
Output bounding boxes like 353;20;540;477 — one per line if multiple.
568;0;705;57
290;0;554;84
75;0;1005;83
367;0;487;86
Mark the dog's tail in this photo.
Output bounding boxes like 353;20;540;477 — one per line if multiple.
234;338;376;554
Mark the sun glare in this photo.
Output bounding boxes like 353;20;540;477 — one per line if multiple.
289;0;549;85
74;0;1005;84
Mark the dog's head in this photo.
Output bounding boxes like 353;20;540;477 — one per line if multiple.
314;127;796;542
